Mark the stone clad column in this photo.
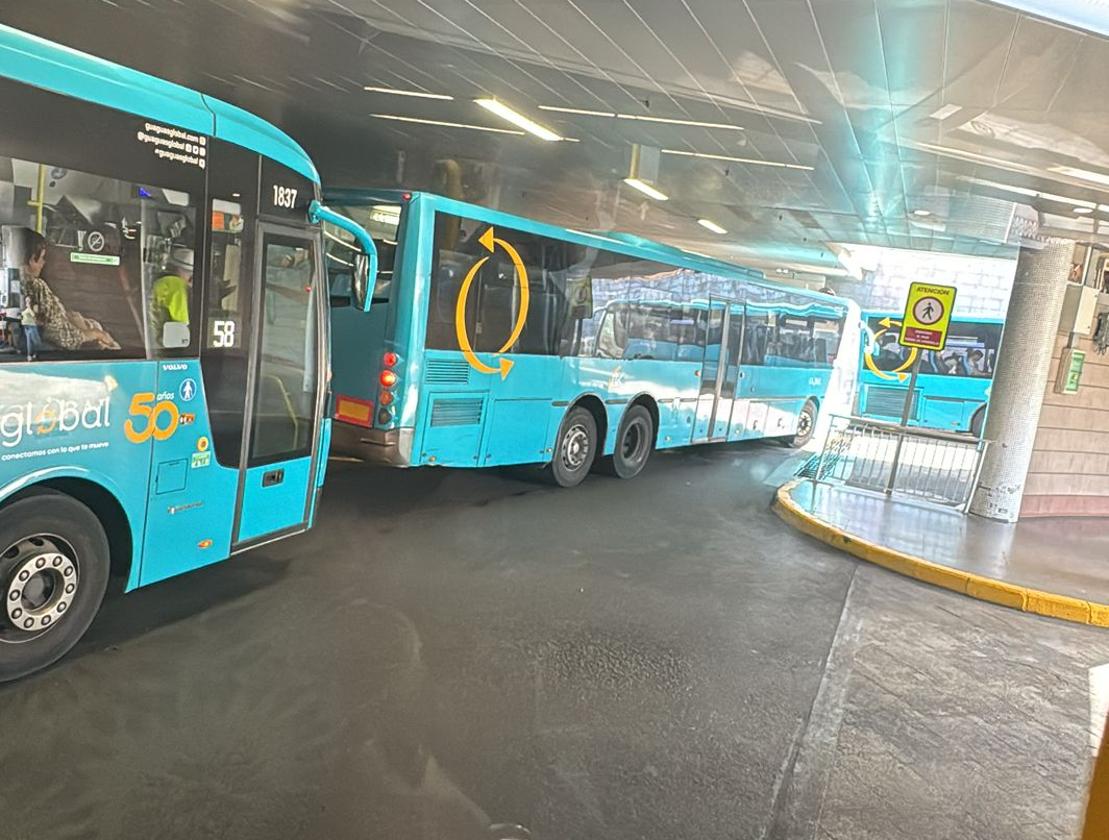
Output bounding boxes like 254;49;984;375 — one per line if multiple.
969;239;1073;522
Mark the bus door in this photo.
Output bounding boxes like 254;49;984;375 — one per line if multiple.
234;223;324;546
693;298;738;442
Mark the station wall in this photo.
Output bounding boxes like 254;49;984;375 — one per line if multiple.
1023;331;1109;517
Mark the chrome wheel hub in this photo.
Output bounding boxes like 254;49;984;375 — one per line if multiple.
797;410;813;437
4;536;78;635
561;424;591;471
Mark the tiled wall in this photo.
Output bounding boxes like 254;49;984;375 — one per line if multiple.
1022;332;1109;517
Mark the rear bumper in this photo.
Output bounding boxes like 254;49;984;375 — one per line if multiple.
330;421;414;467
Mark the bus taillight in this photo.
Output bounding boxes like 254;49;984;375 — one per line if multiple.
382;351;399;368
379;369;398;388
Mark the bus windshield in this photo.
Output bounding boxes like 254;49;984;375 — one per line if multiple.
324;204;399;305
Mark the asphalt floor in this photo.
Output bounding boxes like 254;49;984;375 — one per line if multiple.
1;442;1105;840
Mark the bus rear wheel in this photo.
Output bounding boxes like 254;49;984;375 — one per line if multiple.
545;406;598;488
598;405;654;479
0;491;110;682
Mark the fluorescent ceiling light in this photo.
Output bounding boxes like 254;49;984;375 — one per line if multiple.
617;113;744;131
1074;206;1095;215
623;178;669;201
364;86;453;100
697;218;727;234
475;99;562;141
929;104;962;121
538;105;616;117
1051;165;1109;187
661;148;814;171
959;176;1097;209
911;209;932;217
371;113;523;136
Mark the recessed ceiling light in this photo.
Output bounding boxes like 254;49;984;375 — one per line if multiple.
623;178;669;201
475;99;562;141
1074;206;1095;215
911;209;932;217
1051;165;1109;187
364;85;454;100
661;148;814;171
371;113;524;136
697;218;727;234
928;104;962;121
538;105;617;117
617;113;744;131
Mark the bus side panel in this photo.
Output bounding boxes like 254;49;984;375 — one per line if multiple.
738;365;827;439
138;359;239;586
559;357;701;454
0;362;156;589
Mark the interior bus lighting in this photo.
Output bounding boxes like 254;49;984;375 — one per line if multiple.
623;178;669;201
475;98;563;141
697;218;727;234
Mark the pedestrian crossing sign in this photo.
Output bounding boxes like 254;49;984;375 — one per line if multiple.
899;282;957;350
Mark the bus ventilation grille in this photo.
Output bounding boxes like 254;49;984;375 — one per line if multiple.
425;360;471;385
430;397;484;427
866;386;917;417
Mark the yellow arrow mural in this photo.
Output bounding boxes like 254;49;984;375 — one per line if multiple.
863;317;918;382
454;227;530;379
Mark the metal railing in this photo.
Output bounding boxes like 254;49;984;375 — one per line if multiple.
804;415;989;511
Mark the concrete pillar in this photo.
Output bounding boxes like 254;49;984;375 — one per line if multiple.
969;239;1073;522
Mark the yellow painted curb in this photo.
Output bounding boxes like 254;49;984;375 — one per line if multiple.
773;480;1109;629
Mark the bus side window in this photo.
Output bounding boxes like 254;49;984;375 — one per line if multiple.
0;156;197;363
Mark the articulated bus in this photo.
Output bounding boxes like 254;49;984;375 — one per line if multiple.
857;312;1003;435
0;27;375;680
324;190;850;486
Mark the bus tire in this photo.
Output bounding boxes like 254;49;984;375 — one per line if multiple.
545;406;598;488
790;399;818;448
598;405;654;479
0;490;111;682
970;406;986;438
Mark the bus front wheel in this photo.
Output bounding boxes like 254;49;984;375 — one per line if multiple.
545;406;598;488
597;405;654;479
0;490;111;682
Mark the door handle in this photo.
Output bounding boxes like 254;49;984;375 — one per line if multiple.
262;468;285;487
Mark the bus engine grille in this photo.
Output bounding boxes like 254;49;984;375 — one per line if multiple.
430;397;484;427
425;359;472;385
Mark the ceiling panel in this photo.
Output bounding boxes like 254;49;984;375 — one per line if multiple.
4;0;1109;275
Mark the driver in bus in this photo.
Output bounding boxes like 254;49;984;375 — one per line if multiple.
150;246;193;346
19;230;120;351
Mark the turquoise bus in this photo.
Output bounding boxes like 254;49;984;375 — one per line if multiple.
0;26;375;680
857;312;1003;435
325;190;849;486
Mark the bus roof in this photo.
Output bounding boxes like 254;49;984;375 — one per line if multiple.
0;24;319;183
327;188;846;310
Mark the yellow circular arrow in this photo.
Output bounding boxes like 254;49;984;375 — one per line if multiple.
454;226;530;379
863;318;918;381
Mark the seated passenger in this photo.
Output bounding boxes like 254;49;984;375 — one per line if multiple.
19;231;119;351
150;246;194;346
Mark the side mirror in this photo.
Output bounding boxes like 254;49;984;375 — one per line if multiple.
351;252;371;313
308;200;377;315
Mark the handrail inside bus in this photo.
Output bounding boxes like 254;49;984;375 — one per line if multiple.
308;200;377;313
